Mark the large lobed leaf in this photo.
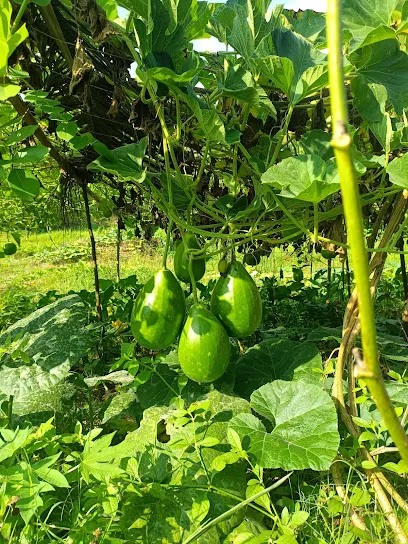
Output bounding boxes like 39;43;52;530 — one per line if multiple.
234;339;322;399
229;380;340;471
0;295;95;415
342;0;398;51
261;154;340;203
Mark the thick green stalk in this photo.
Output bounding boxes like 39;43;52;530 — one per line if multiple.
327;0;408;460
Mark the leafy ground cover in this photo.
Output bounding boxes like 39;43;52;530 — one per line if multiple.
0;234;407;543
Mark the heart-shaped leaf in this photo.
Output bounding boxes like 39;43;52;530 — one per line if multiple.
234;339;322;399
88;138;147;181
229;380;340;471
261;154;340;203
5;125;38;145
8;169;40;201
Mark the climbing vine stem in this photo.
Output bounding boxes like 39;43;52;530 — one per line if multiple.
327;0;408;460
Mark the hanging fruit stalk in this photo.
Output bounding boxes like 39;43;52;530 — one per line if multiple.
174;234;206;284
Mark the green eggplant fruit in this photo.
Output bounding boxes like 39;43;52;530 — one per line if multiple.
131;268;185;350
211;261;262;337
174;234;205;283
292;268;304;282
321;249;337;260
99;199;113;218
218;258;228;274
178;303;230;383
243;252;260;266
3;243;17;256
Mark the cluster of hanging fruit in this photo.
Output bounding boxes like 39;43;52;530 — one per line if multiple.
130;234;262;383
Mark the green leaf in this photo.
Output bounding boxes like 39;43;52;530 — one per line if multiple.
0;83;21;101
11;231;20;246
300;130;333;160
261;154;340;203
384;381;408;405
0;427;31;462
229;381;340;471
216;194;248;218
145;52;204;85
246;479;271;512
0;295;96;416
217;64;276;118
88;138;147;181
342;0;398;51
101;389;137;424
69;132;96;150
0;0;12;76
350;79;387;123
207;4;236;43
383;459;408;474
96;0;118;20
184;96;226;143
123;486;210;542
34;466;69;488
386;153;408;188
5;124;38;145
368;112;401;152
290;510;309;529
1;145;49;166
229;4;255;63
7;23;28;56
361;460;377;469
132;0;210;61
56;121;79;141
254;29;328;104
350;39;408;114
349;488;371;507
80;431;135;483
234;339;322;399
84;370;134;387
8;169;40;201
253;56;294;98
287;9;326;43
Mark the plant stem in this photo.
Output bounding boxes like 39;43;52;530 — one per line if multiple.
81;182;103;321
175;95;181;142
162;219;173;269
313;202;319;244
194;141;210;187
327;0;408;461
188;253;198;303
116;216;121;282
11;0;30;34
268;104;294;167
181;472;292;544
7;395;13;429
88;388;94;430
